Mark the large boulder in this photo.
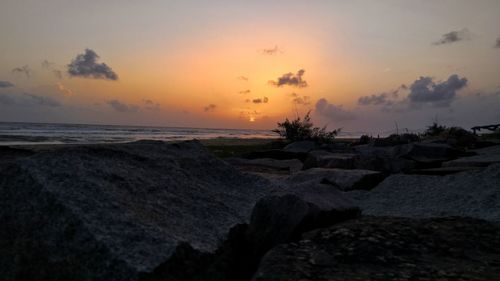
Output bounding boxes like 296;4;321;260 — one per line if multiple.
353;144;415;173
252;216;500;281
287;168;385;191
349;164;500;221
283;141;318;153
0;140;275;281
225;157;303;174
303;151;357;169
443;145;500;167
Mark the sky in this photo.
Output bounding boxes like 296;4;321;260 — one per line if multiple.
0;0;499;134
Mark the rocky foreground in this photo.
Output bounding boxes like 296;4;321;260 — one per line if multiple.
1;139;500;280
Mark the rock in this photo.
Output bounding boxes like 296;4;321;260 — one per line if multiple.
252;216;500;281
283;141;318;153
245;183;360;275
241;149;308;162
404;143;470;162
287;168;385;191
411;166;482;175
303;151;357;169
0;140;275;281
353;144;415;173
349;164;500;221
225;157;303;174
443;145;500;167
0;146;33;170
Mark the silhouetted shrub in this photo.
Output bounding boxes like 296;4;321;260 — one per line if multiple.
272;112;340;144
424;122;447;137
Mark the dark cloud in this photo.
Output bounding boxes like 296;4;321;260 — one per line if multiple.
358;93;389;106
143;99;161;110
12;65;32;78
433;29;471;45
239;89;251;94
261;45;282;55
107;100;139;113
0;81;14;88
269;69;308;88
68;49;118;80
204;104;217;112
0;93;61;107
408;74;467;107
22;93;61;107
315;98;355;121
237;76;249;81
252;97;269;104
495;37;500;48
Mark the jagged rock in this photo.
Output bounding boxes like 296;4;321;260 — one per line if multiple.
0;140;275;281
287;168;385;191
353;144;415;173
303;151;357;169
283;141;318;153
252;216;500;281
349;164;500;221
443;145;500;167
411;166;482;175
225;157;303;174
241;149;308;162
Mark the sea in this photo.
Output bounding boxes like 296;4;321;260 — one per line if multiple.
0;122;372;146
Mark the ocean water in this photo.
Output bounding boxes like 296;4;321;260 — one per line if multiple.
0;122;370;146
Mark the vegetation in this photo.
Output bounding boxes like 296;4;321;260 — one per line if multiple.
272;111;340;144
424;122;447;137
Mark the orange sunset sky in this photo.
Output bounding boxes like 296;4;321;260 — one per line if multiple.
1;0;499;134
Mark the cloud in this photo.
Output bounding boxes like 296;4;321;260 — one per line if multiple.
143;99;161;110
315;98;355;121
12;65;32;78
433;29;471;45
0;81;14;88
68;49;118;80
358;93;389;106
237;76;249;81
261;45;282;55
269;69;308;88
292;95;311;106
0;94;16;105
239;89;251;94
42;60;63;78
22;93;61;107
496;37;500;48
56;83;74;96
107;100;139;113
252;97;269;104
408;74;467;107
204;104;217;112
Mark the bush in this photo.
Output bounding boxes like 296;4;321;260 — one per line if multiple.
272;111;340;144
424;122;447;137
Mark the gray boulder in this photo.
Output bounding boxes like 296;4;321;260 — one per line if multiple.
225;157;303;174
349;164;500;221
0;140;275;281
353;144;415;173
283;141;317;153
252;216;500;281
303;150;357;169
287;168;385;191
443;145;500;167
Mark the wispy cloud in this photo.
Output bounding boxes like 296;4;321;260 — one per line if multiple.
239;89;251;94
12;65;32;79
433;28;471;45
252;97;269;104
68;49;118;80
260;45;282;55
0;81;14;88
204;104;217;112
269;69;308;88
0;93;61;107
107;100;139;112
56;82;74;96
143;99;161;110
237;76;249;81
42;60;63;78
495;37;500;48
